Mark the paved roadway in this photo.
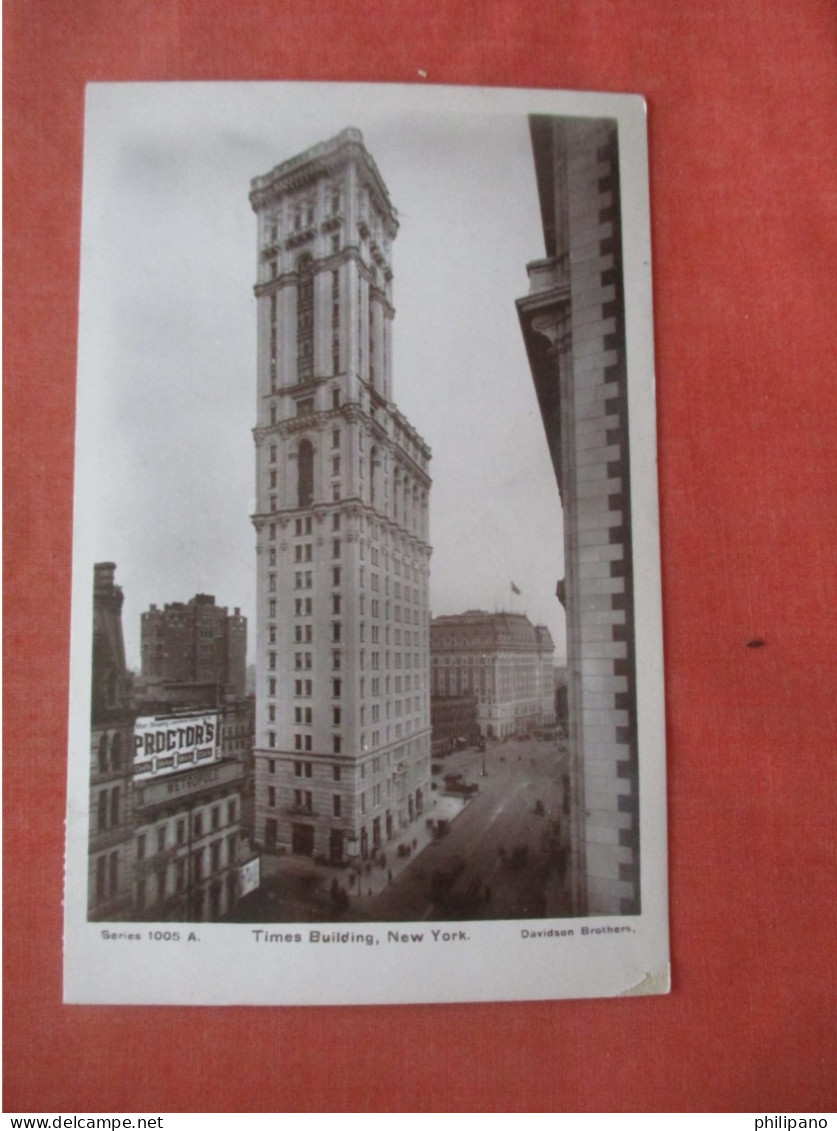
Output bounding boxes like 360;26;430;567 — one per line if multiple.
352;733;572;922
230;732;571;924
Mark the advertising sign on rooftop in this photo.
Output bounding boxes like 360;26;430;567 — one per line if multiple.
133;712;220;781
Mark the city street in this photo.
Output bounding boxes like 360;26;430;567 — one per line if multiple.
231;733;573;923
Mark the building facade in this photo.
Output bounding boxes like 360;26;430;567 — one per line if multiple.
516;115;640;916
131;682;250;922
131;736;246;923
430;612;555;739
249;129;432;864
141;594;247;695
430;694;480;756
89;563;136;920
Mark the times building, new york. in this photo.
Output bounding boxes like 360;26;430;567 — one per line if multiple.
249;130;433;866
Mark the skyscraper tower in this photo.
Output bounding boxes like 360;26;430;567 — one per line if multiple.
249;129;432;865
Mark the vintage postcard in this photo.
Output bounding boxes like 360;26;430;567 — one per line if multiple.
64;81;667;1004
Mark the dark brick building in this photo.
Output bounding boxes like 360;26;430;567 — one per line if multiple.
141;594;247;695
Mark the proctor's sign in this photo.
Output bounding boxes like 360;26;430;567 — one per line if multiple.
133;712;220;781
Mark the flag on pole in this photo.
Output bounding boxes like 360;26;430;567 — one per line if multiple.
511;581;521;595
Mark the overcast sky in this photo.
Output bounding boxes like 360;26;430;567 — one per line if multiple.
75;83;566;669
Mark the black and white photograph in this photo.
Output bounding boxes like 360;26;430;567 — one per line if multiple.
65;82;667;1005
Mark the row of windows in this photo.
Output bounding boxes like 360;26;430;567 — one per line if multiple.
263;745;428;787
136;799;238;856
135;835;238;910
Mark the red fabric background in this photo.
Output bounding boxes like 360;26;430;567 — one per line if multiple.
4;0;836;1113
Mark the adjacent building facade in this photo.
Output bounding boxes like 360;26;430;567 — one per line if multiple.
516;115;640;916
90;566;250;923
141;594;247;695
89;562;136;920
249;129;432;864
430;611;555;740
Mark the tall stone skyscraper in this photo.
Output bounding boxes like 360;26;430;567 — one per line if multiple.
249;129;432;864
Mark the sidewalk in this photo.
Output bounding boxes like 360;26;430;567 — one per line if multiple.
260;789;469;910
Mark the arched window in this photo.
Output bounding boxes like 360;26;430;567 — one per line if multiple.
98;734;108;774
297;254;314;382
298;439;314;507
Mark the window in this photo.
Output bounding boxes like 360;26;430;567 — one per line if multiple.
333;795;342;818
96;855;107;901
332;512;341;532
157;826;167;854
332;567;341;587
297;254;314;381
136;833;146;860
177;819;186;846
333;707;342;725
297;439;314;507
194;813;203;838
269;599;276;618
333;538;341;558
109;786;120;828
228;800;237;825
332;429;340;449
332;622;342;642
268;786;276;808
333;678;342;697
333;765;341;782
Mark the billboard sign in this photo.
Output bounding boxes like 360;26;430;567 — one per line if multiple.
238;857;261;899
133;712;220;781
